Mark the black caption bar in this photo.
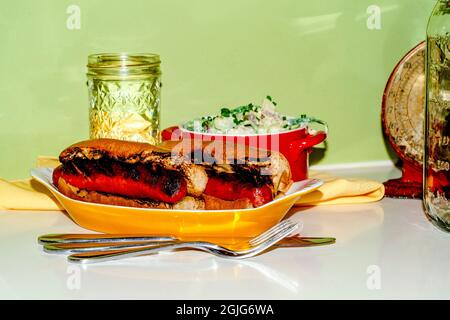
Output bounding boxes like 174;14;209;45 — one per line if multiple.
0;300;448;318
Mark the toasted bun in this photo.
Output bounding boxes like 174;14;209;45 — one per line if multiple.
59;138;291;194
59;138;171;163
202;194;252;210
57;177;255;210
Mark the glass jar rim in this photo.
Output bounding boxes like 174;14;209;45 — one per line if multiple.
87;53;160;68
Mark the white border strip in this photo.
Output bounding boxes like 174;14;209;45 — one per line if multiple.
310;160;395;171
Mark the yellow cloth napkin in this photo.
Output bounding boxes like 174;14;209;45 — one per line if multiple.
0;157;63;211
295;170;385;206
0;158;384;211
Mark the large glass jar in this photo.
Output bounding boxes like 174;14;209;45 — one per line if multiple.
424;1;450;232
87;53;161;144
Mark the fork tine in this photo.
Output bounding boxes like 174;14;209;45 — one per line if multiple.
249;220;295;246
250;222;297;247
233;223;300;259
248;219;291;245
249;221;293;247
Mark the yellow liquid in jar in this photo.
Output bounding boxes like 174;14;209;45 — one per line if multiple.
88;78;161;144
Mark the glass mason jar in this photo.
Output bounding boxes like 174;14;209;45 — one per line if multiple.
424;1;450;232
87;53;161;144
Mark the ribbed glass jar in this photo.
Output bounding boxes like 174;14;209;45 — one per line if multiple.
87;53;161;144
424;1;450;232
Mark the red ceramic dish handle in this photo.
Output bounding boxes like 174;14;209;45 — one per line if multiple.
289;131;327;161
161;126;182;141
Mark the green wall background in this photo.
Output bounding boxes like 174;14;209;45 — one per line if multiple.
0;0;435;179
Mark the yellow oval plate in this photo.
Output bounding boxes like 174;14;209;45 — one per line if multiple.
31;168;323;239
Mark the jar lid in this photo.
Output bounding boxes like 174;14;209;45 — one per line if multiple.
87;53;161;78
88;53;160;68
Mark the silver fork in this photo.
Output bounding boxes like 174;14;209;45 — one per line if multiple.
67;219;299;264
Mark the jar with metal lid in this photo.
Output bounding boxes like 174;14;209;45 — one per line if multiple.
424;1;450;232
87;53;161;144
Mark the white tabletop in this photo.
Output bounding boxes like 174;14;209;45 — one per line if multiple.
1;164;449;299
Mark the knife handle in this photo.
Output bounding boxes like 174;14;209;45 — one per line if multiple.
38;233;176;245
